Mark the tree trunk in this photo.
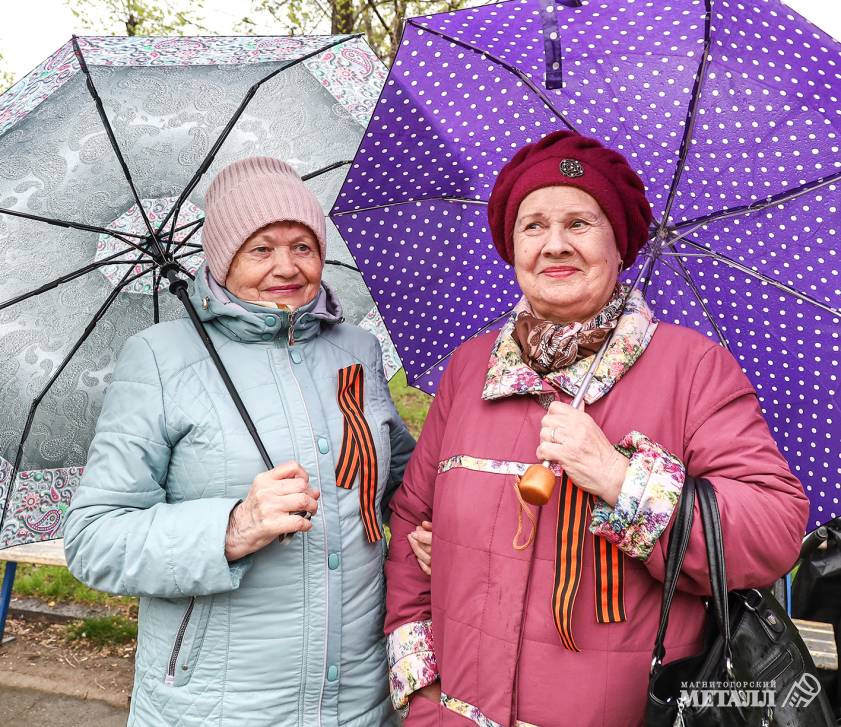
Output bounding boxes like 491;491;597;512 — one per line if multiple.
125;13;139;35
331;0;355;33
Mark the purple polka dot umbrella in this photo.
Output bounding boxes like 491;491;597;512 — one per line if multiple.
330;0;841;529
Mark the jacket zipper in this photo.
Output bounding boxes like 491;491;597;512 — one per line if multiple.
297;530;309;725
288;310;299;346
760;648;794;684
279;340;309;725
165;597;195;685
284;344;326;727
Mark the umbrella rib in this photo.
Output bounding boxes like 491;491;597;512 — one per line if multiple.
0;207;150;251
152;267;160;325
324;259;360;272
414;305;515;382
0;248;152;311
168;218;204;257
671;170;841;235
680;238;841;318
641;242;658;298
405;20;576;132
669;254;732;351
0;257;152;534
332;195;487;217
157;34;363;250
659;0;713;228
301;160;353;181
170;219;203;236
71;37;166;263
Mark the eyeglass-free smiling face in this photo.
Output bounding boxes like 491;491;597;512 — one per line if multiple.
513;185;622;324
225;221;323;310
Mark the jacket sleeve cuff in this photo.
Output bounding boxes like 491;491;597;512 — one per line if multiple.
589;431;685;561
386;619;439;714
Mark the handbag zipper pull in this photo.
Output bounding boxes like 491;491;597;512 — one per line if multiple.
673;696;687;727
761;706;773;727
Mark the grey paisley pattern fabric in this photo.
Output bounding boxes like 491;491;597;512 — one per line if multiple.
0;35;394;547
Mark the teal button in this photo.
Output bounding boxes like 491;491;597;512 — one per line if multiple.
327;664;339;682
328;552;340;570
290;350;303;364
263;315;277;326
261;332;273;341
317;437;329;454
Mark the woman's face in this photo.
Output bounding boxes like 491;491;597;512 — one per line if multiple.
513;186;622;323
225;221;322;309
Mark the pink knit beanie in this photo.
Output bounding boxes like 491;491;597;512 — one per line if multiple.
202;157;327;284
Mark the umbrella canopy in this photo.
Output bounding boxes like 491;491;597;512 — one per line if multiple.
0;34;400;548
331;0;841;529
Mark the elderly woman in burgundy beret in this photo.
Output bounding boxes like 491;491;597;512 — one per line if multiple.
383;131;809;726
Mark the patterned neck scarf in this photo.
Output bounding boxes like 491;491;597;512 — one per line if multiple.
511;284;628;375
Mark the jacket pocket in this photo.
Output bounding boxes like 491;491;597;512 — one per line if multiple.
164;595;212;687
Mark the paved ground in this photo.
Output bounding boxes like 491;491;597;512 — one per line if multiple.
0;616;133;725
0;687;128;725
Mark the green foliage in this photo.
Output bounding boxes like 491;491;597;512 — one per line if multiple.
0;562;134;609
388;368;431;438
238;0;485;62
66;615;138;646
66;0;208;36
0;51;15;94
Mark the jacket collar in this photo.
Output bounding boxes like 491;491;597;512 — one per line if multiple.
482;288;658;404
191;264;343;345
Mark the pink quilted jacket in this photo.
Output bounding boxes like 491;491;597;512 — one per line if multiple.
385;321;808;727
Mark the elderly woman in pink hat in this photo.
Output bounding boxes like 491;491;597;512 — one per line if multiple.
384;132;809;726
65;157;415;726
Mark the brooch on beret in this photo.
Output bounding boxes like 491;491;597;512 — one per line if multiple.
559;158;584;178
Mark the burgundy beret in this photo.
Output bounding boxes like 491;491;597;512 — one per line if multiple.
487;131;653;269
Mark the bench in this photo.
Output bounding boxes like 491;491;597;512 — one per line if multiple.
0;539;67;645
0;542;838;675
794;618;839;671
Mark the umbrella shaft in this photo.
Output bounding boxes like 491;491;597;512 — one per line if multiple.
164;269;274;472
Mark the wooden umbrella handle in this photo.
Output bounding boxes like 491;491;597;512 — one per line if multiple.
518;461;558;506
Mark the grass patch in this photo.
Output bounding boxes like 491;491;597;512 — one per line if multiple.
66;615;137;647
0;562;135;612
388;368;432;438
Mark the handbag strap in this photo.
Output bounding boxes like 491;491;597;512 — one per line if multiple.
650;476;696;671
696;478;734;675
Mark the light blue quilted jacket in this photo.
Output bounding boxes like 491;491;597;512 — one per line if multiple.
64;265;414;726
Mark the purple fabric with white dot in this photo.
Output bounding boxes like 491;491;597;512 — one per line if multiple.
330;0;841;528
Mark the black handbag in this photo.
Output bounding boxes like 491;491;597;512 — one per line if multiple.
791;517;841;715
646;477;835;727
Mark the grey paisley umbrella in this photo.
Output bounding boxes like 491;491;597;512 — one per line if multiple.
0;35;400;549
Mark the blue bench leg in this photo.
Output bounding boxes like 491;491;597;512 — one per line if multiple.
785;572;792;615
0;561;17;646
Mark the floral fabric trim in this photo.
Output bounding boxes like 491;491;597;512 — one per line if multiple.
0;455;82;548
438;455;561;477
302;36;387;127
482;288;657;404
387;619;439;712
0;35;369;137
441;692;504;727
589;432;686;561
439;693;538;727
